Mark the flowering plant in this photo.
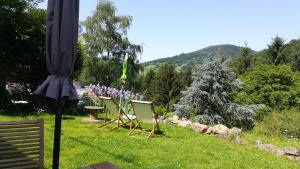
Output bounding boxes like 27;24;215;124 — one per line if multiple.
88;84;144;114
88;84;144;101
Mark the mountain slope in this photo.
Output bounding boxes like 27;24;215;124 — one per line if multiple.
143;44;250;70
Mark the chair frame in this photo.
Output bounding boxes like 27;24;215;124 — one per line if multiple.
97;96;133;130
129;100;160;139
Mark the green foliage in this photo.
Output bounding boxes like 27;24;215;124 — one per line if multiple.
152;62;182;111
254;109;300;139
235;64;300;109
81;0;142;88
267;36;286;65
230;46;253;75
140;69;156;100
281;39;300;71
253;105;272;122
71;37;85;80
154;106;169;116
179;65;193;87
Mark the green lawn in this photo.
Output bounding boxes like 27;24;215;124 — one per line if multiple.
0;113;299;169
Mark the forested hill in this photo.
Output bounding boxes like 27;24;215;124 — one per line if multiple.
143;44;251;69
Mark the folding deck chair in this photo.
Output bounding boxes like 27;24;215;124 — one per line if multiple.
129;100;160;139
98;96;134;130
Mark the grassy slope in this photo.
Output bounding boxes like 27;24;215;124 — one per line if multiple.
0;113;299;169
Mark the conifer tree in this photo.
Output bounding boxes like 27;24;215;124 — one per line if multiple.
174;57;254;128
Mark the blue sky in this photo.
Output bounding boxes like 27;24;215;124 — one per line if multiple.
38;0;300;62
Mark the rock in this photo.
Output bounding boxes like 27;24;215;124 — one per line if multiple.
228;127;242;144
287;155;296;161
232;135;241;144
295;156;300;162
229;127;242;136
218;131;228;139
172;115;180;124
283;147;299;156
178;120;192;128
162;118;170;124
211;124;229;134
275;149;285;156
190;123;208;133
256;143;277;153
206;127;213;134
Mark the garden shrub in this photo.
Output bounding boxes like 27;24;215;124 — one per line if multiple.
155;106;169;117
252;105;272;122
254;109;300;139
235;64;300;110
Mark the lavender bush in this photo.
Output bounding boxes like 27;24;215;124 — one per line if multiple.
88;84;144;114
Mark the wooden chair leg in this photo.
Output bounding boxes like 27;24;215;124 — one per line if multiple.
129;122;140;136
98;119;117;128
147;123;155;139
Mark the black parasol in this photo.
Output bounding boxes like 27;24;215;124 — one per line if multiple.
33;0;80;168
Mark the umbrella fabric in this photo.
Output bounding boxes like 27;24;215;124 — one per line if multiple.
33;0;80;113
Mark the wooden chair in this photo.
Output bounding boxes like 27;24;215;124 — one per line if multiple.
0;119;44;169
129;100;160;139
97;96;134;130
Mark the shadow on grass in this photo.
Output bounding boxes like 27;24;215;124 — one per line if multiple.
68;136;139;164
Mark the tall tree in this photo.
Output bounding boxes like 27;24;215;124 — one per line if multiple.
180;65;193;87
230;43;253;75
82;0;142;88
0;0;44;104
141;69;156;100
281;39;300;71
153;62;182;111
267;36;286;65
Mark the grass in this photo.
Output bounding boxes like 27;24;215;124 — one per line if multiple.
0;112;299;169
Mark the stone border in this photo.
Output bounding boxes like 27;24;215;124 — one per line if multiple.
160;115;299;162
255;140;300;162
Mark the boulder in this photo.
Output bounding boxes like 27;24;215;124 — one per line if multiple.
275;149;285;156
190;123;208;133
283;147;300;156
218;132;228;139
178;120;192;128
182;117;188;121
228;127;242;136
172;115;180;124
211;124;229;134
206;127;213;134
228;127;242;144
